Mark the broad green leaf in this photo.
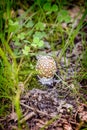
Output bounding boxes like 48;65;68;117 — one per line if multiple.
64;15;71;23
59;10;68;16
22;50;28;55
33;37;40;43
35;22;45;31
14;49;21;55
38;40;44;47
9;19;19;32
18;32;25;40
31;43;37;48
25;20;34;28
22;45;30;55
43;2;51;12
33;31;46;39
57;10;71;23
24;45;30;52
15;41;21;46
23;40;30;44
51;4;58;12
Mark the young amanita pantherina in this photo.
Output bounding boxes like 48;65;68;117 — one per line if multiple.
36;55;57;85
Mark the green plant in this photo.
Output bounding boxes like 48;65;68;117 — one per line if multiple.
32;36;44;48
43;2;58;14
0;0;19;116
57;9;71;23
59;9;87;60
77;49;87;81
82;49;87;68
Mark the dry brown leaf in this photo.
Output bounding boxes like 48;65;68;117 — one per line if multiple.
79;111;87;122
56;127;63;130
68;6;82;19
63;120;73;130
9;112;18;122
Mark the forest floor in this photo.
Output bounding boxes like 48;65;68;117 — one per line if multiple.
0;1;87;130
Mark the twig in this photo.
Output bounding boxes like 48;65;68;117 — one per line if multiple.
34;119;46;125
19;112;35;124
20;102;49;116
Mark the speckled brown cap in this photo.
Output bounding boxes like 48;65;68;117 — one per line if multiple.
36;56;57;78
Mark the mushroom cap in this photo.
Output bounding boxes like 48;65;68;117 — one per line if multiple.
36;56;57;78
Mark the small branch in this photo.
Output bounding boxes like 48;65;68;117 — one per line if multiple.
20;102;49;116
19;112;35;124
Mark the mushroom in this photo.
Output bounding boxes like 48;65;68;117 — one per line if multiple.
36;56;57;85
